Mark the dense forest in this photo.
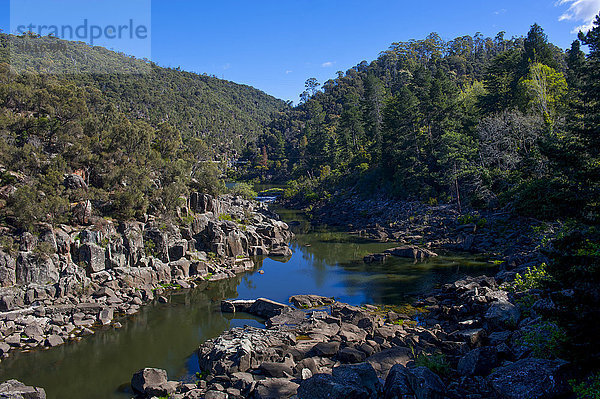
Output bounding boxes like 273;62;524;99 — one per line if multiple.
243;19;599;225
0;33;287;229
238;17;600;378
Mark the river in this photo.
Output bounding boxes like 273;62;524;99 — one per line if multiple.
0;206;494;398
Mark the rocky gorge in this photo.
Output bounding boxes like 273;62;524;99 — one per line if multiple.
0;193;293;360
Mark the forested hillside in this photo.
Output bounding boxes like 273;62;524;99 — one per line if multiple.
245;20;600;223
0;33;287;230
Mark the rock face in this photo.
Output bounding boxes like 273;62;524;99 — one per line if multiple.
0;379;46;399
0;194;293;357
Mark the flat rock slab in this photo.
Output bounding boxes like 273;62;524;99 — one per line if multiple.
366;346;413;379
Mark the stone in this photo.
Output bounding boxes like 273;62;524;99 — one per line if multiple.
485;301;520;330
457;347;498;376
338;347;367;363
45;334;64;347
383;364;412;399
289;294;335;309
0;342;10;355
297;373;369;399
0;379;46;399
455;328;487;347
259;362;293;378
407;367;445;399
487;358;570;399
64;174;87;190
98;308;114;325
131;368;175;397
331;363;382;398
248;298;287;319
252;378;299;399
366;346;412;379
310;341;340;357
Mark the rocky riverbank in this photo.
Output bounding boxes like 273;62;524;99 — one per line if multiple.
313;194;548;261
0;193;293;358
129;273;573;399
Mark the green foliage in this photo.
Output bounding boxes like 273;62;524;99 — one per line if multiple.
0;32;287;230
517;321;567;359
571;373;600;399
415;353;451;376
513;263;550;291
229;182;257;200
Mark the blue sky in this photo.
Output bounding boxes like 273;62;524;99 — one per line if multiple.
1;0;599;103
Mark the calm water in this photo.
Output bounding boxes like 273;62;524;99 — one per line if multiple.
0;206;494;399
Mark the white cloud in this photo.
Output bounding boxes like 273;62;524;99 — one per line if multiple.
223;63;231;70
494;9;507;15
321;61;334;67
557;0;600;32
285;70;293;74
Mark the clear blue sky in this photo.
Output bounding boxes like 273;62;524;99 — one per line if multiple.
1;0;599;103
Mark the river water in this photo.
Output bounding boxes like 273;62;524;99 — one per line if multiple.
0;206;494;399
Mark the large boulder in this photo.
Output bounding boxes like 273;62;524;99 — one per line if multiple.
383;365;445;399
0;379;46;399
298;363;381;399
487;358;570;399
252;378;299;399
131;368;175;398
485;301;521;330
366;346;413;379
249;298;288;319
457;347;498;376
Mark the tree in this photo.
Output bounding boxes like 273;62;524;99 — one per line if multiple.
523;23;557;69
300;78;321;103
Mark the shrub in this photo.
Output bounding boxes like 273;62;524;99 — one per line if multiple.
513;263;550;291
229;182;257;200
571;373;600;399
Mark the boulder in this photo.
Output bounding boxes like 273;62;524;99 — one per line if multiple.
0;379;46;399
248;298;288;319
407;366;446;399
64;174;88;190
383;364;412;399
457;347;498;376
289;295;335;309
487;358;570;399
131;368;175;398
366;346;412;379
252;378;299;399
298;363;381;399
485;301;520;330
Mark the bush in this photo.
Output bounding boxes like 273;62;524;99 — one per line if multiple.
513;263;550;291
571;373;600;399
228;182;257;200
